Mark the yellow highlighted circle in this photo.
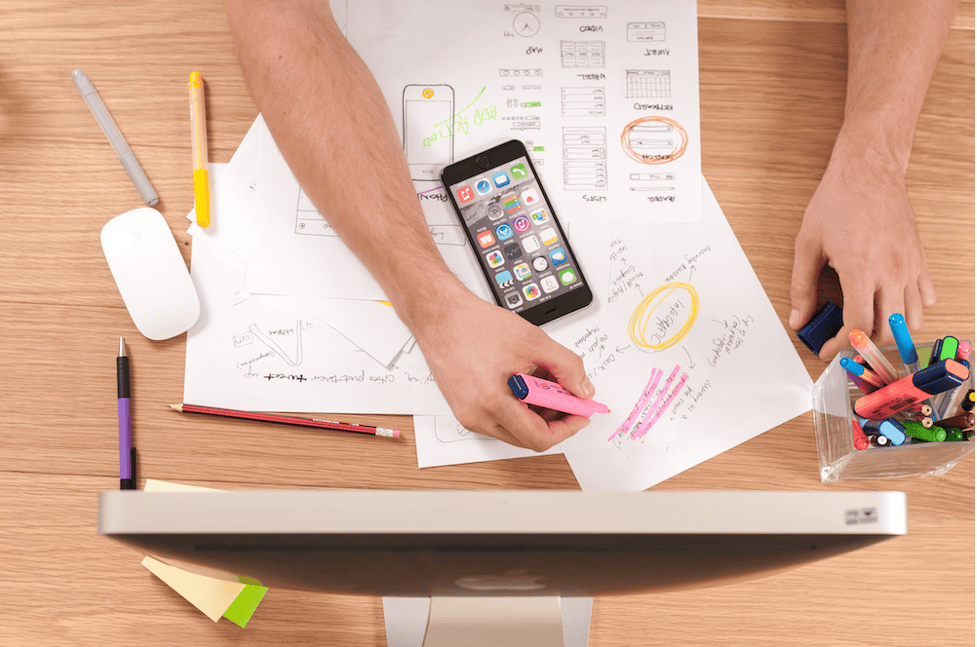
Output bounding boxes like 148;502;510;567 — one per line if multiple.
627;282;699;350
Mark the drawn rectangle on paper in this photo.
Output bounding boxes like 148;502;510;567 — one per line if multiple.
563;127;607;190
561;87;606;117
561;41;605;68
295;189;335;236
627;21;665;42
626;70;671;98
555;5;608;18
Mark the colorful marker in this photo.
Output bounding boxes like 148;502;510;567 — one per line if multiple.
849;330;899;384
853;359;970;420
852;418;869;450
945;427;966;442
959;389;975;413
840;357;885;388
937;412;975;431
870;433;891;448
508;373;610;417
845;369;876;395
933;346;972;419
901;419;946;442
858;416;907;446
887;314;919;374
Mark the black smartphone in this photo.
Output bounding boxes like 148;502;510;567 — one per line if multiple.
441;140;593;326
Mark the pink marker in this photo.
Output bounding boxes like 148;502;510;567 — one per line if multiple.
508;373;610;417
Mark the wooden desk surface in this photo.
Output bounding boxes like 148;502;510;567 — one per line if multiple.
1;1;973;645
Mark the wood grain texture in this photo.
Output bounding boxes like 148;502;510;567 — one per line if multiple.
0;0;972;645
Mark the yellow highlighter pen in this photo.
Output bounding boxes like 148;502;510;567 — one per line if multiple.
189;72;210;227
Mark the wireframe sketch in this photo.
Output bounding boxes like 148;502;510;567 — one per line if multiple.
500;69;544;77
620;116;689;165
626;70;671;98
562;126;607;190
561;87;606;117
232;320;309;371
628;172;676;192
627;21;665;42
560;40;605;68
434;421;494;443
555;5;608;19
294;188;336;236
403;84;455;181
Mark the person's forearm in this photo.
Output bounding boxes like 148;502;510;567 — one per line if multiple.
840;0;958;169
226;0;467;330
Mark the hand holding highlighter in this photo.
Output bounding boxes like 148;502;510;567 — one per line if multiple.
508;373;610;418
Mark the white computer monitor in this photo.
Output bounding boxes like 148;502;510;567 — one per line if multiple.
99;490;906;647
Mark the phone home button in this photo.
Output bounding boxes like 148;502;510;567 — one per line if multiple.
476;155;491;169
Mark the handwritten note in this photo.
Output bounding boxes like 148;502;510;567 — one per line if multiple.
548;179;812;491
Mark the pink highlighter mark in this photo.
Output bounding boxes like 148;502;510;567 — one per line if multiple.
630;364;681;440
608;368;662;442
632;371;689;440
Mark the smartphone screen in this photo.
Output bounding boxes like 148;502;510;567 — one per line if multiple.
442;140;593;326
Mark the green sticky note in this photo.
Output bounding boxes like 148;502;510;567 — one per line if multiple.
222;584;268;628
236;575;264;587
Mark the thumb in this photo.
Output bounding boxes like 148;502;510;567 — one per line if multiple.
532;338;595;400
789;234;826;331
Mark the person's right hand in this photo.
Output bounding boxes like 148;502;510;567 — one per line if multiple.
409;284;595;451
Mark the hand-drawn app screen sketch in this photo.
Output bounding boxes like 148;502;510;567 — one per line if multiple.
403;84;454;181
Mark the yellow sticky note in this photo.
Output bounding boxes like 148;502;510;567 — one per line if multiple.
139;479;267;627
142;556;245;622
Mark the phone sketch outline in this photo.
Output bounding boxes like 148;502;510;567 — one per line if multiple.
403;84;454;181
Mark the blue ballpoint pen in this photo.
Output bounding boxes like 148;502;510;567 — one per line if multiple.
888;314;919;375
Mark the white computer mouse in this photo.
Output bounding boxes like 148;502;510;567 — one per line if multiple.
101;207;200;340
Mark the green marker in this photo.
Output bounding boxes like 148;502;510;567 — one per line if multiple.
902;419;946;442
944;427;966;442
939;337;959;361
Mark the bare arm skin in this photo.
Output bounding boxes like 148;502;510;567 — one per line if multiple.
225;0;595;450
789;0;957;360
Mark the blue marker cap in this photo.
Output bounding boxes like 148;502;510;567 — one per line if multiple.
840;357;864;376
912;359;969;395
877;419;907;446
887;314;918;365
797;301;845;355
507;374;530;400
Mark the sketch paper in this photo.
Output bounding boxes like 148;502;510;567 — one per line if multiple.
347;0;702;222
413;415;564;468
246;121;489;301
247;293;412;368
184;238;451;415
549;178;813;491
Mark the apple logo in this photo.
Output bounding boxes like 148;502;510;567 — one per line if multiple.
456;570;548;591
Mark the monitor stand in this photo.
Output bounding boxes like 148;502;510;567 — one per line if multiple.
383;597;593;647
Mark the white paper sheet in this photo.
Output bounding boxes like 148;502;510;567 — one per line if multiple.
184;238;451;415
347;0;702;222
413;415;565;468
544;179;812;491
246;121;490;301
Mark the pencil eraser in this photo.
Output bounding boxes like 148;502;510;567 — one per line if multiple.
796;301;844;355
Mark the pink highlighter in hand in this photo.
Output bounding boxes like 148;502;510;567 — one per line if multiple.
508;373;611;417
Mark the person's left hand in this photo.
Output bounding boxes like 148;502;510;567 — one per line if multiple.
789;137;936;360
